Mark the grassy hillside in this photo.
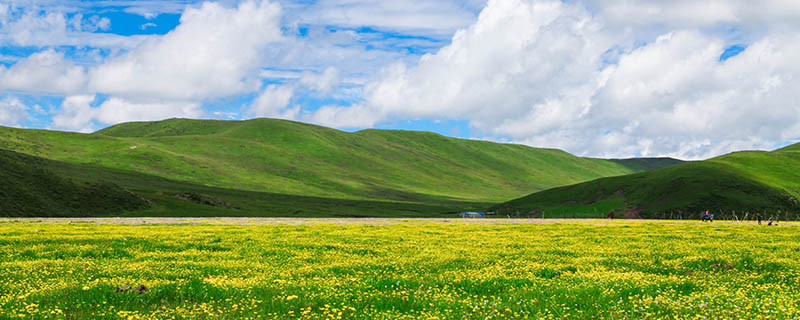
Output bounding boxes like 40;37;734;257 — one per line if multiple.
777;142;800;152
0;148;488;218
0;150;150;217
493;144;800;219
0;118;670;206
608;157;684;172
0;118;684;217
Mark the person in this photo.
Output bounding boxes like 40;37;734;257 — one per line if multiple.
710;212;714;222
702;210;709;222
757;213;762;225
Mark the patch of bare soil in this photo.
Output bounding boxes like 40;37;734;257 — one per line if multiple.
607;206;643;219
173;192;238;209
114;285;149;294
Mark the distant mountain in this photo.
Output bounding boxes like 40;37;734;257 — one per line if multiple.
0;118;678;217
493;144;800;219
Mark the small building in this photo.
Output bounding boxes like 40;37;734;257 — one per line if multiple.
460;212;486;218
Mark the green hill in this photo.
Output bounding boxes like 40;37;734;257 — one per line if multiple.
493;144;800;219
0;118;679;217
0;150;150;217
608;157;684;172
0;148;476;217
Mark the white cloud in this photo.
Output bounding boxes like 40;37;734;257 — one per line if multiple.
69;14;111;32
120;1;196;19
0;49;88;95
89;0;284;101
0;3;8;22
288;0;482;37
95;97;202;124
139;22;157;30
248;84;296;119
583;0;800;29
360;0;800;159
300;67;340;94
0;5;146;49
1;8;69;46
516;31;800;159
50;95;97;132
304;103;381;128
51;95;203;132
91;16;112;31
261;26;413;87
0;96;29;127
366;0;604;128
5;0;800;159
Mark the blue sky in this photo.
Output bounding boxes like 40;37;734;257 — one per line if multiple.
1;0;484;136
1;0;799;159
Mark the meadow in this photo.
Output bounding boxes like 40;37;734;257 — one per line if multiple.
1;219;798;319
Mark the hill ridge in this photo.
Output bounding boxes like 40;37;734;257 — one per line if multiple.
493;147;800;219
1;118;683;217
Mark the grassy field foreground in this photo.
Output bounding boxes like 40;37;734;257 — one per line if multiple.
1;219;798;319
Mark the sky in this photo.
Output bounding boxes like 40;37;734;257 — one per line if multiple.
1;0;799;160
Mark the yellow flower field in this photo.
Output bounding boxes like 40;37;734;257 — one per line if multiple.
0;219;798;319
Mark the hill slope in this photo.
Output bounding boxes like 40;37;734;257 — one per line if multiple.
0;118;673;207
608;157;684;172
0;150;150;217
0;148;479;217
493;144;800;219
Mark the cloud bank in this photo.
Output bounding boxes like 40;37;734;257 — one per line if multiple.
2;0;800;159
352;0;800;159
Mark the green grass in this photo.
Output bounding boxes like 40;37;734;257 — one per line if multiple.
0;150;150;217
0;149;486;218
494;144;800;219
607;157;683;172
1;219;799;319
0;118;677;217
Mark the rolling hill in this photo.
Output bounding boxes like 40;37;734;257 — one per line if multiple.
0;149;150;217
493;144;800;219
0;118;678;217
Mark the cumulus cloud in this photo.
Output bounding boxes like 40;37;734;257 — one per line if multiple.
51;95;202;132
248;67;343;120
368;0;602;120
0;7;69;46
50;95;97;133
0;49;88;95
300;67;340;94
361;0;800;159
248;84;297;119
69;14;111;32
95;98;202;125
3;1;285;130
6;0;800;159
0;5;145;49
89;0;284;100
304;103;381;128
0;96;29;127
582;0;800;31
